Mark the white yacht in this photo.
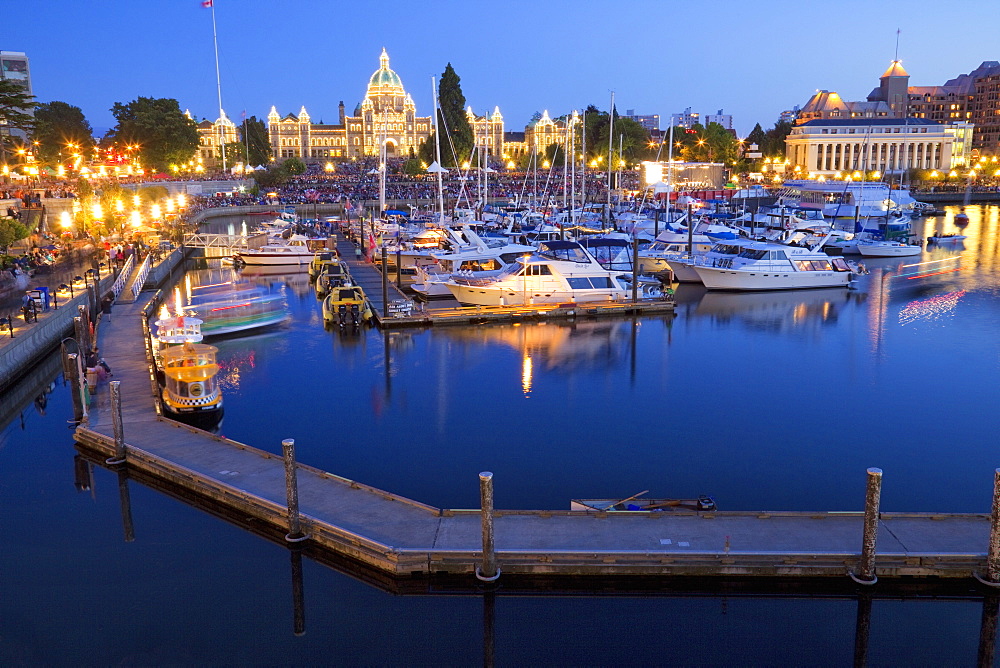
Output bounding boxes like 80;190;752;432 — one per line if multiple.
693;239;861;291
234;235;316;266
856;239;922;257
638;222;741;277
445;240;629;306
411;242;536;298
666;239;753;284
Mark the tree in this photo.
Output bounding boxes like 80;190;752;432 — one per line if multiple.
586;109;651;166
0;79;36;164
282;157;306;175
0;216;29;253
253;164;291;188
32;101;93;163
223;142;245;168
435;63;474;168
402;158;423;176
239;115;271;167
762;120;793;159
106;97;199;172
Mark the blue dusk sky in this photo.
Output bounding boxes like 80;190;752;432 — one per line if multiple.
5;0;997;137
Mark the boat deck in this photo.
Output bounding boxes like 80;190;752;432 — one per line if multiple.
74;293;998;582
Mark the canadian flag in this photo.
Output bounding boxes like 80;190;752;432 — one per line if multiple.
201;0;213;7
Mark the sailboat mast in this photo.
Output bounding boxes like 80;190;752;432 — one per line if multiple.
607;92;614;222
432;76;444;222
209;1;227;173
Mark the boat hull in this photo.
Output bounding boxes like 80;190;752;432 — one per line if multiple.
665;259;704;283
446;282;628;306
857;243;921;258
693;266;853;291
236;253;313;266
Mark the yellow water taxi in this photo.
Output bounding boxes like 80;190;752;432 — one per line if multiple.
321;285;372;328
308;251;340;280
159;341;224;428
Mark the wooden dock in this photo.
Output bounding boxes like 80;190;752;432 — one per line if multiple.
332;235;675;329
71;290;1000;586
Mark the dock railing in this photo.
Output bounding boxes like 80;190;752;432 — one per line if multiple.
130;255;152;301
110;255;135;298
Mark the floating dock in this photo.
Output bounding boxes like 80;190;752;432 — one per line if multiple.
332;236;675;328
70;292;1000;586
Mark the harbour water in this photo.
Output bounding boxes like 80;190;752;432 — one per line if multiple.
2;205;999;664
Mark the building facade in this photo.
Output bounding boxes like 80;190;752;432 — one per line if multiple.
785;118;965;175
466;106;505;157
0;51;32;145
670;107;700;129
704;109;733;130
189;109;238;168
267;49;436;161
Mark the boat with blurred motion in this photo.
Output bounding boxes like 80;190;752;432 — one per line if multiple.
188;285;289;337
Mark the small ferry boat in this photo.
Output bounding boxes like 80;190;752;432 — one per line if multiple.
190;286;289;337
692;239;861;291
322;285;372;328
158;340;224;429
445;240;629;306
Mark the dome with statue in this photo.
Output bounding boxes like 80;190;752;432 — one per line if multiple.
367;48;404;94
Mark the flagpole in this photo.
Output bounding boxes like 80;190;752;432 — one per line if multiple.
210;1;227;173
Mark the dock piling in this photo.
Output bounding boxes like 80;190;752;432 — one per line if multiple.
988;468;1000;583
476;471;500;581
282;438;308;542
106;380;126;465
853;467;882;584
290;548;306;636
66;352;86;423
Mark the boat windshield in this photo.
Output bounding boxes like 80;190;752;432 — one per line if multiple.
536;241;591;263
712;243;743;255
738;248;788;261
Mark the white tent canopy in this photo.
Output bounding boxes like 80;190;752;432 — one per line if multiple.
425;161;449;174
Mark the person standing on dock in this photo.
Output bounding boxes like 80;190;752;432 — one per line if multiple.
101;294;114;322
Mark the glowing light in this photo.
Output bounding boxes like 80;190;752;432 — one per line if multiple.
150;203;162;219
115;199;124;213
60;211;72;229
133;194;141;207
130;210;141;228
91;203;103;219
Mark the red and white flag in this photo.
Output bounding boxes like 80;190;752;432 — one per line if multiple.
201;0;213;7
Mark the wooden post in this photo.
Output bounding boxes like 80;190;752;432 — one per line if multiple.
476;471;500;581
381;252;389;318
988;468;1000;583
73;316;88;357
106;380;126;465
282;438;307;542
686;203;693;255
66;352;87;422
631;237;639;304
483;589;496;668
117;469;135;543
854;467;882;584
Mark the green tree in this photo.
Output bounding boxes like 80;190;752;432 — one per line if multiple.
282;157;306;175
253;164;291;188
762;120;792;159
0;216;30;253
32;101;93;164
0;79;36;164
223;142;245;167
402;158;423;176
239;115;271;166
586;109;651;166
435;63;474;168
106;97;199;172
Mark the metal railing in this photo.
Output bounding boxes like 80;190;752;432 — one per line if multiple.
183;233;250;251
111;254;135;298
131;254;152;300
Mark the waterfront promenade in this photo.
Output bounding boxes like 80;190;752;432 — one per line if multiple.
72;289;1000;584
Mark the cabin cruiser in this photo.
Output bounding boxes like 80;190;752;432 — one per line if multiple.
638;222;742;278
446;240;629;306
692;238;862;291
234;234;317;266
411;242;536;298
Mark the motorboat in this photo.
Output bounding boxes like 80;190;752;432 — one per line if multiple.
856;239;922;257
321;285;372;329
445;240;629;306
411;242;535;298
638;222;741;277
234;235;317;266
308;251;340;280
927;234;966;244
666;239;754;284
188;285;289;337
315;260;353;298
692;239;862;291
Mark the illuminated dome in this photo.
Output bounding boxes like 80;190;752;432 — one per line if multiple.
367;48;404;93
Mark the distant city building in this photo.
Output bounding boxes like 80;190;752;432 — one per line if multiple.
267;49;439;161
778;106;800;124
189;109;238;168
623;109;660;132
704;109;733;130
670;107;700;129
0;50;32;145
522;109;579;157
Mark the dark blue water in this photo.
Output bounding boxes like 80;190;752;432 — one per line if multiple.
2;205;998;664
